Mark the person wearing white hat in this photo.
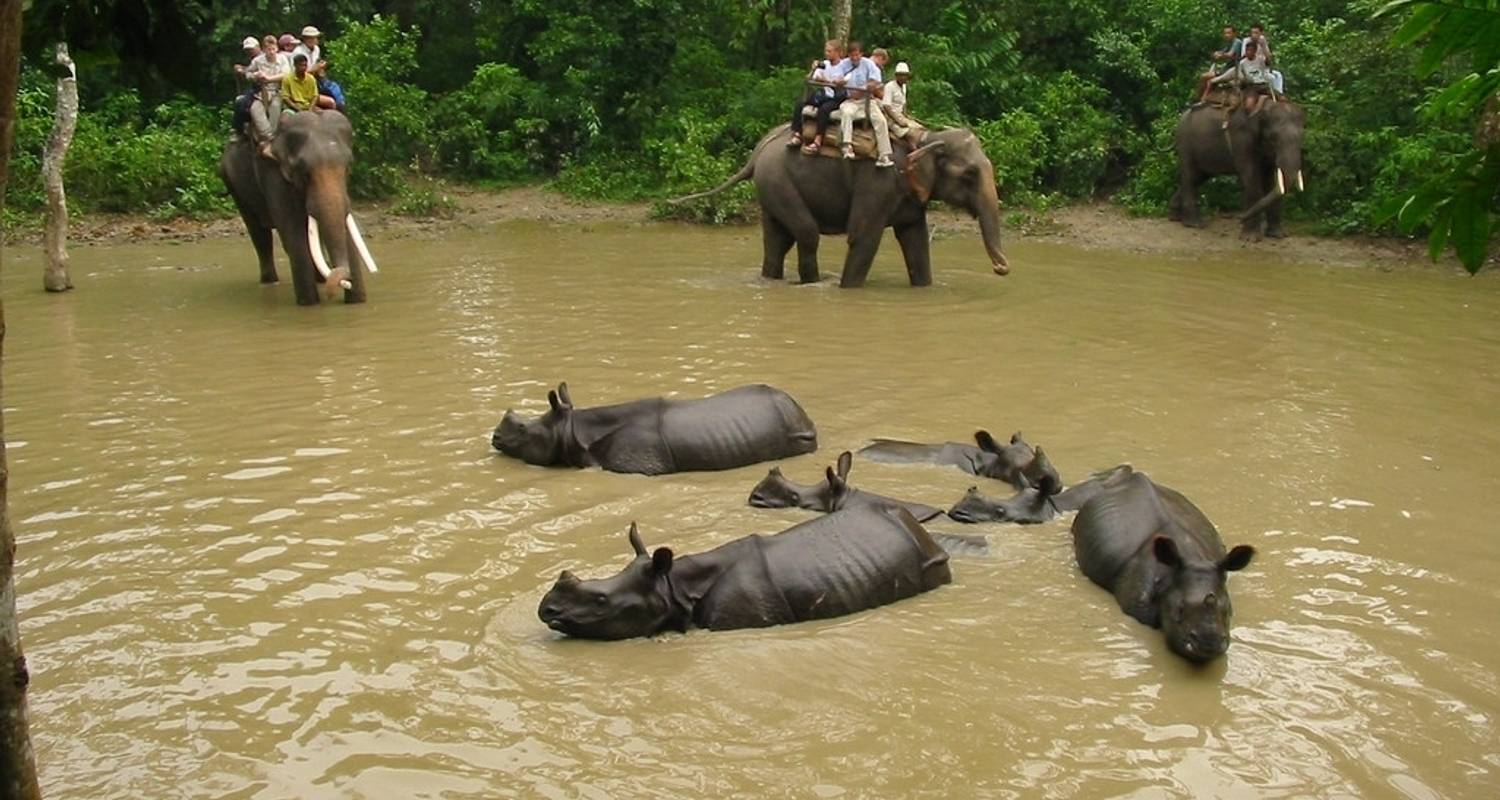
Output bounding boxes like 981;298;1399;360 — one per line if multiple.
882;60;924;144
294;25;326;78
234;36;261;88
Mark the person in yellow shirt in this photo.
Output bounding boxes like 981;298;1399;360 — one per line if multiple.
282;54;320;112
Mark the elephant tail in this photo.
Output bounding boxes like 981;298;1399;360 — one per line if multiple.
665;158;755;205
666;128;781;205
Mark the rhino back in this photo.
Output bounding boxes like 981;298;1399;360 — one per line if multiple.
846;489;944;523
1071;472;1169;590
759;506;951;622
659;385;817;471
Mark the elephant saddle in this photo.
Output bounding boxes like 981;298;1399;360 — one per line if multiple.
799;107;880;160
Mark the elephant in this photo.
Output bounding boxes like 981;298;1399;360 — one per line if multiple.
668;126;1010;287
538;509;952;639
218;110;378;305
1169;99;1306;237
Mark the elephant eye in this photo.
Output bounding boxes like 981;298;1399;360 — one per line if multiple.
594;594;608;605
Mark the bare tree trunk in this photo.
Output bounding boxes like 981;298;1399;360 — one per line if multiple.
0;0;47;796
42;43;76;294
831;0;852;46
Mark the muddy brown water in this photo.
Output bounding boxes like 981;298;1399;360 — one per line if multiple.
4;222;1499;798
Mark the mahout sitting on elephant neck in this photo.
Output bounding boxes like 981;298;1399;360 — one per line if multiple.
492;383;818;475
1070;469;1255;663
538;508;953;639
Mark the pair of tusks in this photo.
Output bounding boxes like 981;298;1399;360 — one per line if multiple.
1273;169;1306;196
307;214;380;291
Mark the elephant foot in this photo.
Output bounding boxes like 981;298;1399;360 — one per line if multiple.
1239;228;1263;243
343;292;367;304
1265;227;1286;239
1182;218;1206;229
260;277;280;285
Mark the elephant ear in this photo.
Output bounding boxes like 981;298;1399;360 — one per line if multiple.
903;140;946;204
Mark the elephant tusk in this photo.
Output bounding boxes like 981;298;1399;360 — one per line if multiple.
307;216;333;280
346;214;379;274
1297;170;1305;192
1276;170;1286;195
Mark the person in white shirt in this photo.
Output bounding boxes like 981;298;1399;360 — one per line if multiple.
836;45;894;168
881;61;923;144
247;34;289;156
294;25;327;77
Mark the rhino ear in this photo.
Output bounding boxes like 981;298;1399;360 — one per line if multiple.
1010;431;1024;445
826;466;851;509
556;382;573;408
975;430;1001;453
627;522;647;556
651;547;674;575
769;466;783;476
547;390;564;413
1152;536;1183;569
836;451;853;479
1220;545;1255;572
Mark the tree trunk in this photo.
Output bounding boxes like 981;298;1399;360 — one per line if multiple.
42;43;77;293
831;0;852;46
0;0;47;796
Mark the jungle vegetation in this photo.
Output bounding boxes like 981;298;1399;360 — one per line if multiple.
1;0;1495;269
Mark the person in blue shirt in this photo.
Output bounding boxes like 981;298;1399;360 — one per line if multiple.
836;44;894;167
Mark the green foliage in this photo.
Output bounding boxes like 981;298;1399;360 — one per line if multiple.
332;15;429;197
392;175;457;218
1374;0;1500;272
4;0;1491;250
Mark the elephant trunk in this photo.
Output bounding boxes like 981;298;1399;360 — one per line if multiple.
1241;149;1303;222
306;166;355;292
976;166;1009;276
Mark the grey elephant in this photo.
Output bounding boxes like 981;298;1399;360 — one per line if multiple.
670;126;1010;287
1169;100;1306;237
218;110;378;305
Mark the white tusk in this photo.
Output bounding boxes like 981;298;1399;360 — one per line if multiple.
346;214;379;274
1296;170;1304;192
1276;170;1286;195
307;216;332;280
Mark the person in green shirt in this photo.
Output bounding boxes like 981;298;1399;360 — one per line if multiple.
282;54;320;112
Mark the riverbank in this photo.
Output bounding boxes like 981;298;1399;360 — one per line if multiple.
0;184;1480;274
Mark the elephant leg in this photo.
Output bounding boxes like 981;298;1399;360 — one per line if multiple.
249;223;278;284
342;232;368;304
1237;163;1265;238
278;228;322;306
760;215;794;280
757;181;821;283
894;220;932;287
839;227;885;288
1177;164;1206;228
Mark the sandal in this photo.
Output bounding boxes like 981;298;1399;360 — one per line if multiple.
801;141;821;156
787;135;802;148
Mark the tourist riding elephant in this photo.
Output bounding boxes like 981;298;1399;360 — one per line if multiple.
218;110;379;305
1169;100;1306;237
669;126;1010;287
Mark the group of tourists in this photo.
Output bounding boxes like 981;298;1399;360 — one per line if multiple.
230;25;346;160
787;40;922;168
1196;23;1284;111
